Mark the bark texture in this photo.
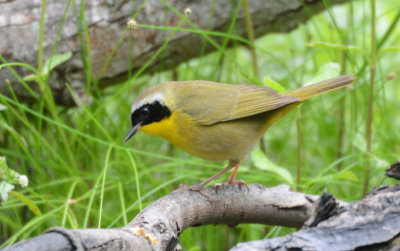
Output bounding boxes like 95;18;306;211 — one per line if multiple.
231;184;400;251
0;0;349;106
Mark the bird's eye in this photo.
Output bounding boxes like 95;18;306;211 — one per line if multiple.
141;107;149;117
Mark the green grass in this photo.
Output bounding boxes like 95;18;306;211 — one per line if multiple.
1;0;400;249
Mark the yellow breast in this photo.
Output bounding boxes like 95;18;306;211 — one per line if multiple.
139;110;194;152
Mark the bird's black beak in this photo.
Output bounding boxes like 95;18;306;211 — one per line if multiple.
123;122;142;143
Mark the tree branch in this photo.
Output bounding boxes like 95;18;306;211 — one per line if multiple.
5;183;400;250
3;184;322;251
231;184;400;251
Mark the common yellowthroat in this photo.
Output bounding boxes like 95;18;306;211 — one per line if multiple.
124;75;355;191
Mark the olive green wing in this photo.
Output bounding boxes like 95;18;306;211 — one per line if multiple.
223;84;299;122
175;81;299;125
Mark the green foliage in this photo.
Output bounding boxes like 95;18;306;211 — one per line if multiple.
0;103;7;111
307;42;367;58
0;157;28;202
23;52;72;82
305;62;341;85
9;191;42;217
1;0;400;249
252;150;294;186
264;76;287;93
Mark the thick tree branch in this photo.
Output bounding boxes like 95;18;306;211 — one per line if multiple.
0;0;349;106
5;183;400;250
231;184;400;251
3;184;322;251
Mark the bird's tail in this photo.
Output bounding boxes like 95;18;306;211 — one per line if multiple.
285;74;356;101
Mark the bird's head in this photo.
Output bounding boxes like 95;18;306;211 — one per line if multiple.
123;87;172;143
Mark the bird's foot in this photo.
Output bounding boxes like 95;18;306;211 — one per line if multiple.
179;183;212;202
225;179;249;193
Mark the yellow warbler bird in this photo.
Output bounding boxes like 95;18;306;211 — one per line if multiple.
124;75;355;191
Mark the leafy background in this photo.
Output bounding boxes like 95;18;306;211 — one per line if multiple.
1;0;399;249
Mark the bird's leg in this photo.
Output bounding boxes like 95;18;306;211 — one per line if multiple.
182;162;236;192
180;158;248;199
179;163;237;201
226;157;248;191
226;157;243;184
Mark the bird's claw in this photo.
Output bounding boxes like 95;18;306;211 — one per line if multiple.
179;184;213;202
225;179;249;193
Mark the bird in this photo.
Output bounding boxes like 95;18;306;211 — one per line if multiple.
123;75;355;192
